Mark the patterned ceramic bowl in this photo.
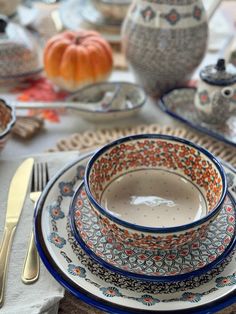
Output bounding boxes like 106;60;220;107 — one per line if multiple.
91;0;131;21
0;99;16;151
84;134;227;250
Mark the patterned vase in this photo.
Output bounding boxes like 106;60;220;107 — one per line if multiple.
121;0;208;96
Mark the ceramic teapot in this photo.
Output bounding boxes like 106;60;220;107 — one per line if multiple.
195;59;236;124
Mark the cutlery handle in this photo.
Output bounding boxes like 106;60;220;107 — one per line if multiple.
0;225;16;307
21;233;39;284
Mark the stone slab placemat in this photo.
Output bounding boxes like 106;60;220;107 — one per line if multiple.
53;124;236;314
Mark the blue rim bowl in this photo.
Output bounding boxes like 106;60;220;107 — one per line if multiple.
84;134;227;249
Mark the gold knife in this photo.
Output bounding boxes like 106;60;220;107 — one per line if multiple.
0;158;34;307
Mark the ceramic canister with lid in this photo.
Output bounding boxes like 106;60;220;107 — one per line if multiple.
0;16;42;82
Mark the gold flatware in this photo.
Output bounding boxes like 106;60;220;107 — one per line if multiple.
0;158;34;307
21;162;49;284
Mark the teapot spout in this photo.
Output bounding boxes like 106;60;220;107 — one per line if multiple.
221;87;234;99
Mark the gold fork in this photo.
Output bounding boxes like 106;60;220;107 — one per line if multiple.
21;163;49;284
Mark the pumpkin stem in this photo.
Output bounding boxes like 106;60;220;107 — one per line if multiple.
75;36;83;45
75;36;81;45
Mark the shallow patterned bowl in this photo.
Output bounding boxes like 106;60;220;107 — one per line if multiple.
91;0;131;21
0;99;16;151
66;81;146;122
84;134;227;250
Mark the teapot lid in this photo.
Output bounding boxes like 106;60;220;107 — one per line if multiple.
200;59;236;86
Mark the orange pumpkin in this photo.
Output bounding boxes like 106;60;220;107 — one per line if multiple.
43;30;113;91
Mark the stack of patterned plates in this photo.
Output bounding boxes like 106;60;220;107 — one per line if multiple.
35;143;236;313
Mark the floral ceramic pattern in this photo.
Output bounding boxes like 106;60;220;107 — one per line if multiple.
141;6;156;22
67;264;86;278
199;90;210;105
97;212;210;250
215;273;236;287
48;201;65;220
71;185;235;280
164;9;181;25
68;219;234;294
59;181;74;197
193;6;202;20
89;139;223;212
48;232;66;248
132;2;204;26
35;155;236;312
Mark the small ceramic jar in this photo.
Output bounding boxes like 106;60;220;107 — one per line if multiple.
0;16;42;81
195;59;236;124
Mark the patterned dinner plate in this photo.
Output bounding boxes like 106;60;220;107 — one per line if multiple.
34;153;236;313
69;182;236;282
159;88;236;147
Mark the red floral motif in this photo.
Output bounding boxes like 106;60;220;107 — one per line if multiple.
227;225;234;233
167;254;176;260
179;249;189;256
76;199;84;208
138;254;148;260
154;256;163;261
125;250;134;256
89;139;222;212
81;190;87;198
209;255;217;261
191;242;200;249
223;236;231;245
75;209;81;217
218;245;225;252
226;206;233;213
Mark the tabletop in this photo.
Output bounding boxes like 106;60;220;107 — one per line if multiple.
1;0;236;160
0;1;236;314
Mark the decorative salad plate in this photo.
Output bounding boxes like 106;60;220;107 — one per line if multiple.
159;88;236;147
34;153;236;314
59;0;121;43
69;183;236;282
